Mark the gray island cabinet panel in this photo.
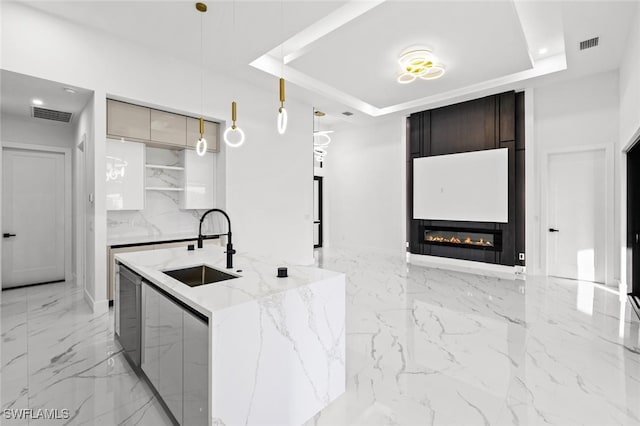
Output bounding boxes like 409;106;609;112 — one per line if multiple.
141;283;161;398
183;309;209;426
140;281;208;425
158;290;184;423
142;282;183;423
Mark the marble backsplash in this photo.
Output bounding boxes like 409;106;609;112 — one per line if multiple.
107;146;224;243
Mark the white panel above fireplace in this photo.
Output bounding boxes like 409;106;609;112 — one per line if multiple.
413;148;508;223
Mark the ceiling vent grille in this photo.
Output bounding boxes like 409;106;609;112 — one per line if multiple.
579;37;599;51
31;107;73;123
342;111;354;116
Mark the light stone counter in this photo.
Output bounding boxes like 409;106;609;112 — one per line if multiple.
116;245;346;426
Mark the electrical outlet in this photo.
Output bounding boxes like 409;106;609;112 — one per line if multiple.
518;252;525;261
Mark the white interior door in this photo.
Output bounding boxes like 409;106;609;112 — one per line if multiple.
547;149;606;283
2;148;65;288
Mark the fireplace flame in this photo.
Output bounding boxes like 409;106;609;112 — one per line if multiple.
426;235;493;247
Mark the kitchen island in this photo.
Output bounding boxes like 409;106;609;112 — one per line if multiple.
115;245;346;426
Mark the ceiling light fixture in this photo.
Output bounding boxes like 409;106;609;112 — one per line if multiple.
224;0;245;148
32;99;43;106
313;110;331;163
63;87;77;95
538;47;548;55
195;2;208;156
277;0;288;135
313;130;333;147
397;47;445;84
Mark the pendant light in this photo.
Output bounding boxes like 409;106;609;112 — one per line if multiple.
223;0;245;147
277;0;288;135
195;2;207;156
278;78;287;134
224;101;245;147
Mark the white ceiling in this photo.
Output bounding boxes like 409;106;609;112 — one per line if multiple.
6;0;639;127
1;70;93;124
288;1;532;108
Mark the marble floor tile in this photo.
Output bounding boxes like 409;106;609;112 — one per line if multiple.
3;248;640;425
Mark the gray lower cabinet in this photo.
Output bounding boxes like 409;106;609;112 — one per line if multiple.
183;310;208;425
141;282;208;425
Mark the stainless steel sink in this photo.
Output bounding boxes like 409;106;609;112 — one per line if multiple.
163;265;238;287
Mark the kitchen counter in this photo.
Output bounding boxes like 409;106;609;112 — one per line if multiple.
115;245;346;425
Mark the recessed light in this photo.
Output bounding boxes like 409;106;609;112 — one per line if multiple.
538;47;548;55
32;99;43;106
63;87;77;94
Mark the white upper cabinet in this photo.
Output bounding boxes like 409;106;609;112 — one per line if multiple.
180;149;214;210
106;138;145;210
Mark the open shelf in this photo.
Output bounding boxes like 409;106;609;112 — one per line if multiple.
145;164;185;171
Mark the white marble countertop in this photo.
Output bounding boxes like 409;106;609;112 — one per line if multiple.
115;245;344;318
107;231;200;247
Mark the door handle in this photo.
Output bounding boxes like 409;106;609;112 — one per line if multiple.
548;228;559;233
3;233;16;238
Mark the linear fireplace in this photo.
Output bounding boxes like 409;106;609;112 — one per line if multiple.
422;226;502;251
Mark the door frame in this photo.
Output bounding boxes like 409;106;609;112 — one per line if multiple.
1;142;73;283
541;143;614;284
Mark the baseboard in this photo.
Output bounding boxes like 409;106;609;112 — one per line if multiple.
328;242;406;257
408;253;520;279
83;287;109;314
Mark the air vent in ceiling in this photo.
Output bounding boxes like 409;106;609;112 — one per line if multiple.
579;37;599;51
31;106;73;123
342;111;354;116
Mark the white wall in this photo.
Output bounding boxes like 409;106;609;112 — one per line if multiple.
73;97;95;307
531;70;619;283
324;115;406;255
1;113;75;147
619;6;640;149
1;3;314;311
618;6;640;289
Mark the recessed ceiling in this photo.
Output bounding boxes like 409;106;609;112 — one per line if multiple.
1;70;93;123
288;1;532;108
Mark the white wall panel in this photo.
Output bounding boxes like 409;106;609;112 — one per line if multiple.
413;148;508;223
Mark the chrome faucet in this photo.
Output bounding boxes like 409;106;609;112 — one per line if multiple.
198;208;235;269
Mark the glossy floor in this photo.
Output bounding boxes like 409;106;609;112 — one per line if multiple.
2;248;640;425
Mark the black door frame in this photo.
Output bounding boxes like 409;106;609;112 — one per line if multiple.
627;136;640;318
314;176;323;248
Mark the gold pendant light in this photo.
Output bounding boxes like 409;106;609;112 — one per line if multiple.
223;0;245;147
195;2;208;156
224;101;245;147
277;0;288;135
277;77;287;134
